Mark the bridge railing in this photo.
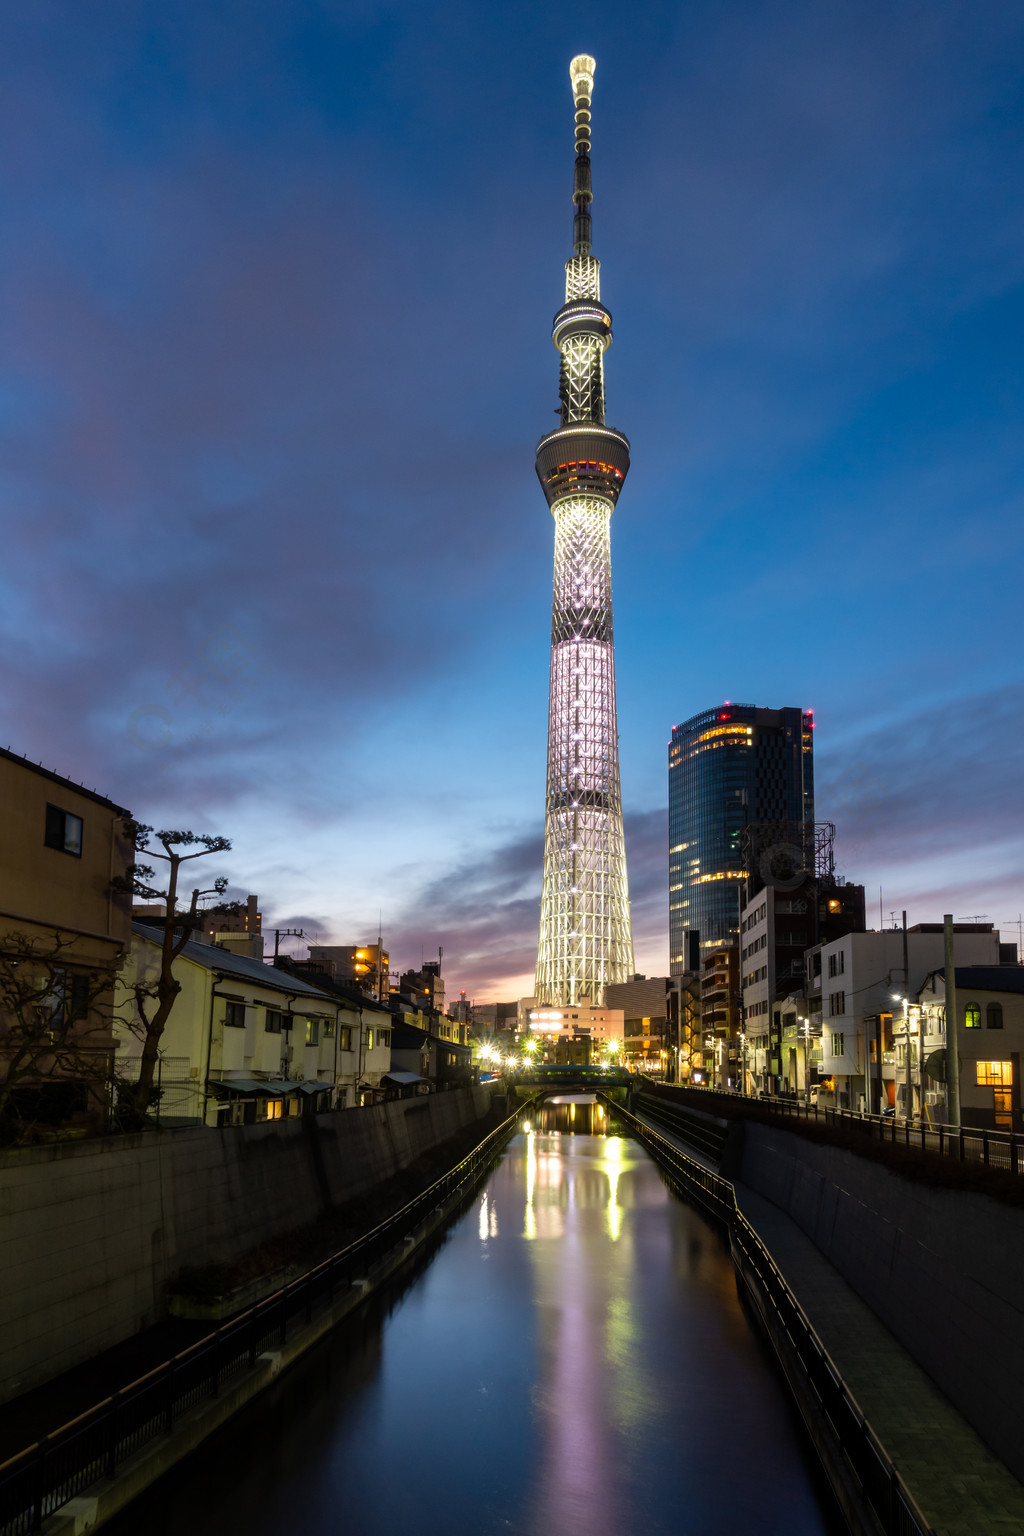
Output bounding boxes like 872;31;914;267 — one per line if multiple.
610;1098;936;1536
0;1100;535;1536
656;1083;1024;1175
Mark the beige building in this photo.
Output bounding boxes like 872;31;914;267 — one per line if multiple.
518;998;624;1062
116;926;393;1124
913;966;1024;1130
0;749;133;1133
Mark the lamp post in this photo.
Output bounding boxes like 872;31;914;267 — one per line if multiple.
893;993;911;1120
738;1030;747;1096
799;1017;811;1105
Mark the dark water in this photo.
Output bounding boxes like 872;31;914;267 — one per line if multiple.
109;1102;841;1535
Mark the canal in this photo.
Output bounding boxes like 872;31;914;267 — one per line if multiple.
108;1099;842;1535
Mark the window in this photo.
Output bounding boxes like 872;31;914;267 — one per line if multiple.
830;1031;845;1056
323;1017;335;1037
265;1010;285;1034
964;1003;981;1029
828;952;845;977
264;1099;284;1120
224;1001;245;1028
305;1018;320;1046
828;991;846;1017
366;1028;374;1049
987;1002;1004;1030
379;1029;391;1047
339;1025;352;1051
976;1061;1012;1086
44;804;83;857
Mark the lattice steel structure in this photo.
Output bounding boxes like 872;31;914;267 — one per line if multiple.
534;55;633;1007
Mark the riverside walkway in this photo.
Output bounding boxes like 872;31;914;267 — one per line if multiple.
630;1100;1024;1536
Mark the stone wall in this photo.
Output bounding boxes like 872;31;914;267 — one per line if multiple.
739;1122;1024;1483
0;1086;491;1404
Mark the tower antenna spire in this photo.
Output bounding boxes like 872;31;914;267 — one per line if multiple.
569;54;595;255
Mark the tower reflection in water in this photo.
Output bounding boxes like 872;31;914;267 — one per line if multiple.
520;1095;636;1536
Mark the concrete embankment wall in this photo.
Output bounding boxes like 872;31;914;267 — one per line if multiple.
739;1121;1024;1484
0;1085;491;1406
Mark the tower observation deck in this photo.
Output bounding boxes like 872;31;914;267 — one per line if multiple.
534;55;633;1008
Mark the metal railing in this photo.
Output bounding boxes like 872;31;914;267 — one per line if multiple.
0;1100;533;1536
610;1099;935;1536
661;1083;1024;1174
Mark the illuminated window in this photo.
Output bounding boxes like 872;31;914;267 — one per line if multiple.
265;1099;284;1120
976;1061;1012;1086
964;1003;981;1029
987;1002;1004;1029
305;1018;320;1046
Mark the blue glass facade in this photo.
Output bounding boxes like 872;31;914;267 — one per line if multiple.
668;704;814;973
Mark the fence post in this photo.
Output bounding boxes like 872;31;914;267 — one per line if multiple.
106;1393;119;1476
30;1441;46;1533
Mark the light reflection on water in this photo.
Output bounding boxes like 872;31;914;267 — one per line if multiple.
105;1114;842;1536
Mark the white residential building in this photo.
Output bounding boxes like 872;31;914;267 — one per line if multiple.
817;925;1002;1112
912;966;1024;1129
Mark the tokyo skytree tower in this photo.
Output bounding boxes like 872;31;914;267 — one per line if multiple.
534;54;633;1007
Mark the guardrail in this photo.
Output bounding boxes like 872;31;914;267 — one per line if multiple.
0;1100;533;1536
660;1084;1024;1174
609;1099;935;1536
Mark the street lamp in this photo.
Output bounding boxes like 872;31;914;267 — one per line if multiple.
892;993;911;1121
799;1017;811;1106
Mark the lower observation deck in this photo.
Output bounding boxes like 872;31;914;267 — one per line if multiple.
535;423;630;508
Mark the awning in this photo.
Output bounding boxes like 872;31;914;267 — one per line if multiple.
298;1080;332;1095
214;1078;293;1097
384;1071;427;1086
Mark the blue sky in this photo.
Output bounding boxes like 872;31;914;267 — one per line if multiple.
2;0;1022;997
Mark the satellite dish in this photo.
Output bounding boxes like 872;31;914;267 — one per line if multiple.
924;1048;946;1083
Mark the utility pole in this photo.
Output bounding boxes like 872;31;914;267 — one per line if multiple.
273;928;307;961
902;911;912;1119
944;913;961;1127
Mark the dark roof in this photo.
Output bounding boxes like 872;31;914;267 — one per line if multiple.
926;967;1024;995
134;923;339;1001
0;745;130;815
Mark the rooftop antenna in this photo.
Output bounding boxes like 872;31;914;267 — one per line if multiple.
1003;914;1023;956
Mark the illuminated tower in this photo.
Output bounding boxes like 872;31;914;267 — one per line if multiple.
534;55;633;1007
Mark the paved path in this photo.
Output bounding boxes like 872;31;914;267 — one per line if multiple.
632;1107;1024;1536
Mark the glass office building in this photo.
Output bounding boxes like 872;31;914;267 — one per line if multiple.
668;704;814;973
